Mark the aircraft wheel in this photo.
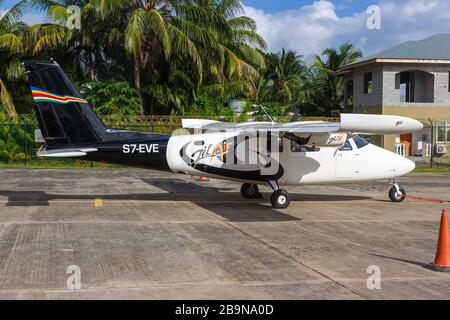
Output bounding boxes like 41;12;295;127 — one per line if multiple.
241;184;262;199
389;186;406;202
271;190;291;209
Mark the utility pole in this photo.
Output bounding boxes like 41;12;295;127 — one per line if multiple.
428;119;434;169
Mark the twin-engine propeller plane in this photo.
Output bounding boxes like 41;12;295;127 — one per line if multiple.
24;60;423;209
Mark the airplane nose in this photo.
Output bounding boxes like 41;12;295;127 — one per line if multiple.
396;156;416;176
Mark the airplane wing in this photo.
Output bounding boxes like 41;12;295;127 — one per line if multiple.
182;114;423;135
36;148;98;158
182;119;340;133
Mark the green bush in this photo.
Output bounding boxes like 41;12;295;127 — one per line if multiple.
0;112;34;163
186;94;217;117
81;81;142;117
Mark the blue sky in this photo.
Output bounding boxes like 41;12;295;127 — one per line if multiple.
242;0;374;15
2;0;450;59
2;0;375;15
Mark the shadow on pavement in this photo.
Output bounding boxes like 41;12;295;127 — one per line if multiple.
0;179;373;223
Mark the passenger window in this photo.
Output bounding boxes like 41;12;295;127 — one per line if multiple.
339;140;353;151
353;136;369;149
291;141;320;153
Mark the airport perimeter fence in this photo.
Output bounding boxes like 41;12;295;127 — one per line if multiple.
0;118;449;169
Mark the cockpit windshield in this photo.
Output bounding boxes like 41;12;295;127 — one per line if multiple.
353;136;370;149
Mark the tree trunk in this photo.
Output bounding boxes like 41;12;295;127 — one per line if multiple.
89;66;95;81
88;54;96;81
134;55;144;116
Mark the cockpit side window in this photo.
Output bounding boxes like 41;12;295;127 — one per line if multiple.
291;141;320;153
339;140;353;151
353;135;370;149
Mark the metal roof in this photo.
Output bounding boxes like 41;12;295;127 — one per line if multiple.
341;34;450;71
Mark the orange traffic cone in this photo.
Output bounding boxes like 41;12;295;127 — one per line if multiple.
426;209;450;272
198;176;209;182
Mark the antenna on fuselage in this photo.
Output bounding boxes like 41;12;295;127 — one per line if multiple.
254;104;276;126
290;109;300;122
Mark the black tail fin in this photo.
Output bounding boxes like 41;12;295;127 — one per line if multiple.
24;60;106;148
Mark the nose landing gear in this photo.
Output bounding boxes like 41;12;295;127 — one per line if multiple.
389;182;407;202
268;180;291;209
271;190;291;209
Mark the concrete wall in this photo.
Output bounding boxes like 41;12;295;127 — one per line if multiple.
382;63;450;107
351;65;383;112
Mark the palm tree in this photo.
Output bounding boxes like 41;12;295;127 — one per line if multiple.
90;0;267;115
189;0;267;105
313;43;362;113
91;0;202;114
265;49;305;106
30;0;120;82
0;0;30;119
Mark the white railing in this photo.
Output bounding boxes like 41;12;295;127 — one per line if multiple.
424;143;433;157
395;143;408;157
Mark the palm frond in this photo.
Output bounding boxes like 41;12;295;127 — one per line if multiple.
0;0;27;31
0;33;22;52
168;24;202;80
125;8;171;59
0;79;18;120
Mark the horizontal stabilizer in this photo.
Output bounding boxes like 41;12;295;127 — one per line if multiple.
37;148;98;158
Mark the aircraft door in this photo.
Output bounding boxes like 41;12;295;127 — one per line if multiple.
335;140;361;178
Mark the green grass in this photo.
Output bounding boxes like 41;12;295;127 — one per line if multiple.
414;166;450;174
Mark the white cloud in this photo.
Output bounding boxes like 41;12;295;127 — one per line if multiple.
244;0;450;59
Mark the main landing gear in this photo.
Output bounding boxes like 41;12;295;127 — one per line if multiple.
240;183;264;199
240;181;291;209
389;182;407;203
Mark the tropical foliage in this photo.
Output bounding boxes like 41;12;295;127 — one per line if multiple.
81;81;141;117
0;0;363;120
0;110;33;162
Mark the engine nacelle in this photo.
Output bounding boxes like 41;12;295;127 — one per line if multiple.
285;132;348;147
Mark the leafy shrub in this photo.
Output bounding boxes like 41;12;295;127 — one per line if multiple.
0;111;34;163
81;81;141;117
186;94;217;117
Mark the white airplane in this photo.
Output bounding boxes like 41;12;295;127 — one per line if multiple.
25;60;423;209
178;114;422;208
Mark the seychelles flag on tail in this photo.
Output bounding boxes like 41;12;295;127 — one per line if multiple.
31;87;88;104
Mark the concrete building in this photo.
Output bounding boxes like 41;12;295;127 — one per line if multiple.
337;34;450;161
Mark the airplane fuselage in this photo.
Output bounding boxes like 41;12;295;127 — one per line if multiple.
78;131;415;187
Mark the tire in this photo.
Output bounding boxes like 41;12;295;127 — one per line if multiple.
389;186;406;202
271;190;291;209
241;184;260;199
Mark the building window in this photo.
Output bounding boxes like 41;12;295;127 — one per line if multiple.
437;122;450;143
363;72;373;94
397;70;434;103
400;72;413;102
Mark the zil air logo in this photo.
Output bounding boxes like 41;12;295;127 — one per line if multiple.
123;144;160;154
189;141;230;164
326;134;347;145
